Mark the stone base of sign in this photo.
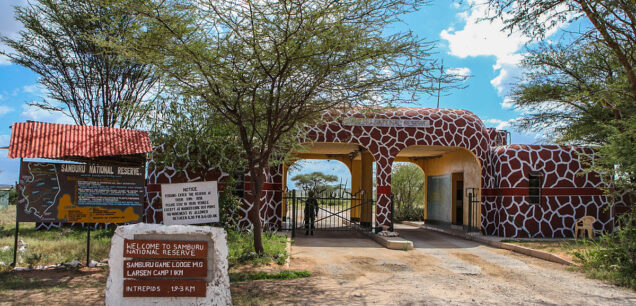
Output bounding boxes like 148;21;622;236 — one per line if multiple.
105;223;232;306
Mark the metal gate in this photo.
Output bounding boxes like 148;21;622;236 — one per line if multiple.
465;188;480;232
282;188;375;237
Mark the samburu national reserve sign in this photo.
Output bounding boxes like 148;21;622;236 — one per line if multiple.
18;161;144;224
122;239;208;298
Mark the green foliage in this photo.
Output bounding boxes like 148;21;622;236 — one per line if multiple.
290;171;338;193
574;205;636;290
229;270;310;282
486;1;636;197
585;116;636;198
510;41;633;145
486;1;636;288
391;163;426;221
1;0;159;128
391;163;426;208
8;189;16;206
394;205;425;222
147;94;245;179
104;0;463;254
215;190;244;230
226;230;288;267
24;252;43;268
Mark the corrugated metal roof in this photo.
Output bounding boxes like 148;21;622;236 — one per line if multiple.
8;121;152;159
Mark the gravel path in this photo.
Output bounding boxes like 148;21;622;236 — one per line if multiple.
233;224;636;305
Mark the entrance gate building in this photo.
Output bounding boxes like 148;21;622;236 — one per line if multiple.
145;107;626;238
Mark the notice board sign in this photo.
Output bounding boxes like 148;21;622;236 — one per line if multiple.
17;161;144;223
123;239;208;298
161;181;219;225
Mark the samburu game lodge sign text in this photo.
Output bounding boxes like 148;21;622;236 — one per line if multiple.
122;239;208;297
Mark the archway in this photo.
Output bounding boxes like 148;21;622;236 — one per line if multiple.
391;162;426;222
393;145;482;230
283;142;377;231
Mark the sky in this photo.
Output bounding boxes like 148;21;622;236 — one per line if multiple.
0;0;571;186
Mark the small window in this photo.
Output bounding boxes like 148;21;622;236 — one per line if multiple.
528;171;542;205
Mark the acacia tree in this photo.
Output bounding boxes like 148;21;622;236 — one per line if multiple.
1;0;159;128
486;0;636;195
291;172;338;193
113;0;463;253
486;0;635;287
488;1;636;96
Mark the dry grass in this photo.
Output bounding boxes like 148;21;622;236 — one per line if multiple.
504;239;596;262
0;205;113;268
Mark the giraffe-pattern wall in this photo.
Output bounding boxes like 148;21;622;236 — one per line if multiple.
302;107;495;228
141;107;614;238
486;145;611;237
144;144;283;230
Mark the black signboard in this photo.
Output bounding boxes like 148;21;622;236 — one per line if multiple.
17;161;144;223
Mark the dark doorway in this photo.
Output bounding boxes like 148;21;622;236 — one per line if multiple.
454;180;464;225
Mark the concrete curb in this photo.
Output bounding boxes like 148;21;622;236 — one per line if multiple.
401;221;579;266
361;231;414;250
281;231;292;268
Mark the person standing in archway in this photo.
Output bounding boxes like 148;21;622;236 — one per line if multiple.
305;190;319;235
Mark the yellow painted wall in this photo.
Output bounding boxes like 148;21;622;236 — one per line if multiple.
411;149;481;227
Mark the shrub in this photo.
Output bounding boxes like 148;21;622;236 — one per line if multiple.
574;205;636;290
229;270;310;282
226;229;288;267
394;204;425;222
216;190;243;230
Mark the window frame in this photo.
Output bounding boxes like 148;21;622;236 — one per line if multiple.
528;171;543;205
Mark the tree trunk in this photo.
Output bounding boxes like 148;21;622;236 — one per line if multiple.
248;163;265;254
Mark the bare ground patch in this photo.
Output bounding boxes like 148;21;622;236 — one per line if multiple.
0;268;107;306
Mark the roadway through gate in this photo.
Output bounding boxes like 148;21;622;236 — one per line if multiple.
240;223;636;305
282;189;375;237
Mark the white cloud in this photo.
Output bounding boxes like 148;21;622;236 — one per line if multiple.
23;84;42;94
0;56;10;66
440;2;528;60
446;67;471;78
500;98;514;109
0;0;27;66
0;105;14;116
489;53;524;96
441;1;565;108
21;104;73;124
485;118;512;130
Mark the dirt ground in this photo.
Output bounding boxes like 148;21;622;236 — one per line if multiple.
0;267;107;306
232;224;636;305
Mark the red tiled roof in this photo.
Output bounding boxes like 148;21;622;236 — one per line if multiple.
8;122;152;159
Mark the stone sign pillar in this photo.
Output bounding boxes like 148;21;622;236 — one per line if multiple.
105;223;232;305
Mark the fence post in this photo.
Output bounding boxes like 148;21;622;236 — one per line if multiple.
468;192;473;232
291;190;296;238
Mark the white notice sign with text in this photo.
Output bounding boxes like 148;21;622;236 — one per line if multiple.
161;181;220;225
